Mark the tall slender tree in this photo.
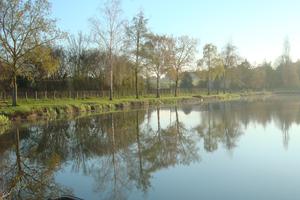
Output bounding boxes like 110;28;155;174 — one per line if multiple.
125;11;148;99
222;41;238;93
90;0;124;100
279;38;299;87
198;44;218;95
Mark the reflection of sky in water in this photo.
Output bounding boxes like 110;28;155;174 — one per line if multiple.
133;120;300;200
55;103;300;199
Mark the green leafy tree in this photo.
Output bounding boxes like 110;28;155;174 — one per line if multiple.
23;46;59;81
0;0;63;106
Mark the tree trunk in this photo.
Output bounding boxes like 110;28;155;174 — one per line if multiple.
156;76;160;98
12;74;17;106
223;70;226;94
135;32;140;99
207;78;210;95
135;69;139;99
208;61;211;96
174;73;179;97
109;56;113;101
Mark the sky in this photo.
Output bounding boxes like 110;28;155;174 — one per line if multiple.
50;0;300;64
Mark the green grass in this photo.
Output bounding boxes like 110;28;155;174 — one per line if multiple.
0;95;191;118
0;92;248;121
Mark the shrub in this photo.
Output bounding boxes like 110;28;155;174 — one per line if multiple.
0;115;10;126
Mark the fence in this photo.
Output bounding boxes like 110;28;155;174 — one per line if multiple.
0;88;209;100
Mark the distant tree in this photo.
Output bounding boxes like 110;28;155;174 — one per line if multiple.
278;38;299;88
232;59;251;89
210;57;224;92
169;36;197;97
180;72;193;89
198;44;218;95
90;0;124;100
0;0;63;106
260;62;277;89
125;11;148;99
281;38;291;65
143;34;172;98
113;54;136;91
83;49;106;79
249;67;266;90
221;42;238;93
51;47;69;79
67;32;90;78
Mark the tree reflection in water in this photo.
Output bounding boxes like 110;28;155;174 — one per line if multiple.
1;97;300;199
0;127;71;200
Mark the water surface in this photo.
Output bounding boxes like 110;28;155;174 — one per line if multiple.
1;96;300;200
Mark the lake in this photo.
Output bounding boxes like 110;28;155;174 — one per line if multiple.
1;95;300;200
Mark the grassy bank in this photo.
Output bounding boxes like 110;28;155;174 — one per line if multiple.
0;92;259;122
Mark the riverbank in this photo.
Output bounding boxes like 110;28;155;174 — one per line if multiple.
0;93;247;122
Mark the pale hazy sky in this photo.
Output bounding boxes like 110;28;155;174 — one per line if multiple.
50;0;300;64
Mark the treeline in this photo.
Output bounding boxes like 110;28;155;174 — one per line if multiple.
0;0;300;106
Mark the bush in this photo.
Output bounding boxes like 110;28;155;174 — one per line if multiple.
0;115;10;126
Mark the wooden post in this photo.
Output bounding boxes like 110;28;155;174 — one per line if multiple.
35;91;38;100
44;91;47;99
53;91;56;99
25;92;28;101
76;91;79;99
69;91;72;99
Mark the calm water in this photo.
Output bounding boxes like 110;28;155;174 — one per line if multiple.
2;96;300;200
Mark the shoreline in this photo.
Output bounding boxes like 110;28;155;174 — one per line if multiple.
0;92;271;126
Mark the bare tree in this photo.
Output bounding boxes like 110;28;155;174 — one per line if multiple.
281;37;291;65
51;46;69;79
198;44;218;95
279;38;299;88
222;41;238;93
125;11;148;99
0;0;63;106
67;31;90;78
143;34;172;98
90;0;124;100
169;36;197;97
